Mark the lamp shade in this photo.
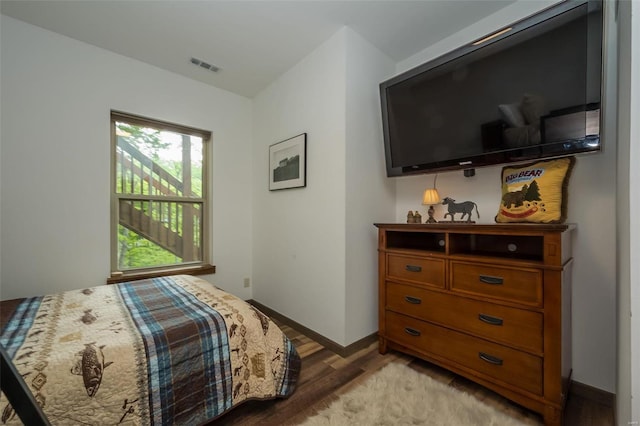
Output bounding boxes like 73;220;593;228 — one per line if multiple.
422;188;441;205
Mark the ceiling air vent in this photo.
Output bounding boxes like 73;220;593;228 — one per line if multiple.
190;57;220;73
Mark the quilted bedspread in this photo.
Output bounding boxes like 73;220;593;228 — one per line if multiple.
0;275;300;425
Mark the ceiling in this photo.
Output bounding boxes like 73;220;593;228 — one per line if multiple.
1;0;516;98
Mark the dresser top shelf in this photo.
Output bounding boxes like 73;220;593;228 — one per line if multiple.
376;222;574;266
374;223;574;234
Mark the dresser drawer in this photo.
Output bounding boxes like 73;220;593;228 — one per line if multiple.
385;311;542;395
387;254;445;288
450;261;542;306
386;282;543;353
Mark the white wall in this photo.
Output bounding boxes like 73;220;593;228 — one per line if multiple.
617;0;639;423
252;27;396;346
631;3;640;419
392;1;618;393
252;29;349;344
344;29;396;343
0;16;254;300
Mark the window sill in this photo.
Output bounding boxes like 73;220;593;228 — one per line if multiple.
106;264;216;285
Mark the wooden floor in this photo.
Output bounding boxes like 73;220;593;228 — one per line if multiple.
216;320;615;426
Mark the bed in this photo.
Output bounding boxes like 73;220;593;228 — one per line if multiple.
0;275;300;425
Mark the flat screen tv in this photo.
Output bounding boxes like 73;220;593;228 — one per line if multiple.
380;0;603;177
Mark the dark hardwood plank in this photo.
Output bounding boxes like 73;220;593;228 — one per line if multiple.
0;298;22;330
563;393;615;426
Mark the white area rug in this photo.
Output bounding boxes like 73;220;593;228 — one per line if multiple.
299;362;530;426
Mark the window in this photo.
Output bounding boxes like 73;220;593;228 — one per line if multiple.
110;111;212;280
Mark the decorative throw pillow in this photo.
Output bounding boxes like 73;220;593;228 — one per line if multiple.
495;157;575;223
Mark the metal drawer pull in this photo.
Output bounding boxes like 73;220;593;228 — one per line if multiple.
479;352;503;366
404;296;422;304
479;275;504;285
405;265;422;273
478;314;503;326
404;327;421;337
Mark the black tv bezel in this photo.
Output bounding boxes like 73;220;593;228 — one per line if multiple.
380;0;603;177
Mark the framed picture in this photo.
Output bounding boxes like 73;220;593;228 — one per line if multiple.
269;133;307;191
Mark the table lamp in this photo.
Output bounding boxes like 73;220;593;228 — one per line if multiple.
422;175;440;223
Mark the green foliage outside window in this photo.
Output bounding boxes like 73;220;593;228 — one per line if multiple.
115;121;204;269
118;225;179;268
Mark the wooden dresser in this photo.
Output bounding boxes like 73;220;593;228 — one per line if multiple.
375;223;574;425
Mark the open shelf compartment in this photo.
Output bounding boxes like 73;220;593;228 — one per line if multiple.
448;233;544;262
385;231;446;253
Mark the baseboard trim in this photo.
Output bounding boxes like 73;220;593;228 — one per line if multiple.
571;380;615;407
248;299;378;358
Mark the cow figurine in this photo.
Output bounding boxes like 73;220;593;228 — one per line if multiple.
441;197;480;222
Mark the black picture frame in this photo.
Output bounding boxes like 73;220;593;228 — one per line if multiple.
269;133;307;190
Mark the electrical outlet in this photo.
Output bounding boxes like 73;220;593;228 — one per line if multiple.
243;278;250;288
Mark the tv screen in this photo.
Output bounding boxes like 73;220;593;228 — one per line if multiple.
380;0;603;176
